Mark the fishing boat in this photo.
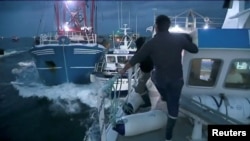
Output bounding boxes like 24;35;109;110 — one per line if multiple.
29;0;106;85
86;1;250;141
92;28;250;141
90;24;138;96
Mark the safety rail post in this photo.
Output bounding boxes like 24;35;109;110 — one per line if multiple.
94;34;97;43
127;68;133;94
127;64;140;94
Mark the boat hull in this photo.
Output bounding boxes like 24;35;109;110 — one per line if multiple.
30;44;104;85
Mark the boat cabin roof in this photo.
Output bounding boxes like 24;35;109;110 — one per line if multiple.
194;29;250;49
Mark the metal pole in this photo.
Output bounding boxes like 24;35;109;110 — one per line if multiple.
152;8;157;24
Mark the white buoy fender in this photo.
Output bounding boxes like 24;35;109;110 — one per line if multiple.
113;110;167;136
123;91;145;114
146;78;162;110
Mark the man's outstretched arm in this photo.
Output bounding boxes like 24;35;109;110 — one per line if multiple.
118;62;132;75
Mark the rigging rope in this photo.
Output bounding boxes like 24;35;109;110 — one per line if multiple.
36;2;49;35
98;73;122;126
97;73;125;141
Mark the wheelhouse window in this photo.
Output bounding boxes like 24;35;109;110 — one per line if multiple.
107;56;116;63
224;59;250;89
117;56;126;64
188;58;222;87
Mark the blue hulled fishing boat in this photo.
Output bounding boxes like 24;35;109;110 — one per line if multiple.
30;0;106;85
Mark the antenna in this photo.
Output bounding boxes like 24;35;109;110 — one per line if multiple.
121;1;123;28
152;8;157;37
129;9;130;27
152;8;157;24
136;13;138;39
117;1;120;29
95;3;98;34
112;31;115;48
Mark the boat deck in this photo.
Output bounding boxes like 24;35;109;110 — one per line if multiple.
113;95;242;141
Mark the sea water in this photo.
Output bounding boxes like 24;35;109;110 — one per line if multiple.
0;39;110;141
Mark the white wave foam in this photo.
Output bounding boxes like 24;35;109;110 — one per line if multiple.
12;61;41;84
11;60;114;139
17;61;34;67
0;50;25;58
12;82;110;108
11;60;112;111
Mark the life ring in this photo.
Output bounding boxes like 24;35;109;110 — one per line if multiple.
58;36;70;45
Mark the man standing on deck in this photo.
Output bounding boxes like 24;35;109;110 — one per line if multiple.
134;36;154;95
119;14;198;141
122;36;154;115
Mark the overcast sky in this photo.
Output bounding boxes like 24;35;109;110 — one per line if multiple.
0;0;228;37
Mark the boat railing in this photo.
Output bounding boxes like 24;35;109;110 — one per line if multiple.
94;55;106;72
38;33;59;45
66;31;97;44
94;62;105;72
96;64;140;141
127;64;140;94
38;31;97;45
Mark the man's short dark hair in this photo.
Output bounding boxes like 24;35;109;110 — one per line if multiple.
155;15;171;32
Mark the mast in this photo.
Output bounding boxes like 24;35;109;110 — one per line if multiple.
95;4;98;34
117;1;120;29
120;1;123;28
54;2;60;34
120;24;130;49
91;0;95;30
63;2;66;26
54;1;96;34
82;1;87;26
136;13;137;38
152;8;157;37
112;31;115;48
129;9;130;27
